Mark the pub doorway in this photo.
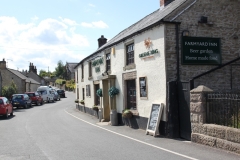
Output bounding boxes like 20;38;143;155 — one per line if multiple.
94;84;100;106
127;80;136;109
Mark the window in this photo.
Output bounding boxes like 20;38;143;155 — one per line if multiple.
82;88;85;100
76;70;78;83
126;43;134;65
81;64;84;79
139;77;148;99
86;85;91;97
106;53;111;72
89;62;92;77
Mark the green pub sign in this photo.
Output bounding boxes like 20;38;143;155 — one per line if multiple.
182;36;221;65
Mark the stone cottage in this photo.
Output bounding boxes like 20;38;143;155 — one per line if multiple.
0;59;40;93
74;0;240;144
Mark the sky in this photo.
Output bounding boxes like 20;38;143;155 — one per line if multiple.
0;0;160;73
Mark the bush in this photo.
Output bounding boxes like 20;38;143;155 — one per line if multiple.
2;81;18;99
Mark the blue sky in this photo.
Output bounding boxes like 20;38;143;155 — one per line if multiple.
0;0;160;73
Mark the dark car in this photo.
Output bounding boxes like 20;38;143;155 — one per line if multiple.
57;89;65;98
25;92;44;106
0;97;13;118
11;94;32;109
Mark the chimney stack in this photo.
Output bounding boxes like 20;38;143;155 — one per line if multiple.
160;0;174;9
98;35;107;48
0;58;6;69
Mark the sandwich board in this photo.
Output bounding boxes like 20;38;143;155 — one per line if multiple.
146;103;163;137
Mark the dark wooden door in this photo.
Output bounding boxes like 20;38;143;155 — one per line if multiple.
127;80;136;109
95;84;100;105
178;81;191;140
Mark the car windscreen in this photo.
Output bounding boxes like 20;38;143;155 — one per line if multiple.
12;95;23;100
38;90;47;95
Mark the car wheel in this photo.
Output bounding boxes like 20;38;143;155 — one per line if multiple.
29;103;32;108
37;101;40;106
5;110;8;119
10;108;13;116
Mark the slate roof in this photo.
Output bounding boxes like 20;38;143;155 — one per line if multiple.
66;62;78;73
75;0;188;69
8;69;40;84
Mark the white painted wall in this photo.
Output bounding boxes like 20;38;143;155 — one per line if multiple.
76;25;167;120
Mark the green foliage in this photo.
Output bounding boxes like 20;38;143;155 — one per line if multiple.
108;86;119;97
96;88;102;97
55;60;66;78
2;81;18;99
75;99;79;103
66;79;75;89
80;100;84;104
39;69;54;78
55;79;66;85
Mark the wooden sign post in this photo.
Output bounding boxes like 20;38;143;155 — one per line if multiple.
146;103;163;137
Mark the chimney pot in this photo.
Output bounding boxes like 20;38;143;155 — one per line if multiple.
98;35;107;48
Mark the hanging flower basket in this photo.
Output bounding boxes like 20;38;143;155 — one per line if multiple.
92;105;99;111
96;88;103;97
75;99;79;103
122;109;133;119
108;86;119;97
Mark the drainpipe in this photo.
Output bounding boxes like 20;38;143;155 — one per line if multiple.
176;24;180;82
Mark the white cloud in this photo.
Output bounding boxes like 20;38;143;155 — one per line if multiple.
0;16;89;72
81;21;109;29
59;17;79;26
88;3;96;7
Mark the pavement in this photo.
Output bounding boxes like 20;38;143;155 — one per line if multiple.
65;105;240;160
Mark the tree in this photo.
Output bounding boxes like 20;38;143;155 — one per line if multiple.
55;60;66;78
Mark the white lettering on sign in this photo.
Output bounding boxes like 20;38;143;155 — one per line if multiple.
185;41;218;47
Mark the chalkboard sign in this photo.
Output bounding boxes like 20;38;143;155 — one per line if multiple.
139;77;147;97
146;103;163;137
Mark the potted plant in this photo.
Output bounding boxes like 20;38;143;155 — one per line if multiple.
122;109;133;119
75;99;79;103
80;99;84;105
96;88;103;97
92;105;99;111
108;86;119;97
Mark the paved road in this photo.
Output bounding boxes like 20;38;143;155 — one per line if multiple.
0;91;239;160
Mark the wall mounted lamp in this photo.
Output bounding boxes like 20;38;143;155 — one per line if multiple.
182;30;189;37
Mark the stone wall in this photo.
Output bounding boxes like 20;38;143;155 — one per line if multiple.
190;85;240;154
0;69;25;93
164;0;240;91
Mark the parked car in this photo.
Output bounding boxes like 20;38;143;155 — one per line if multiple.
0;97;13;118
25;92;44;106
52;89;60;101
57;89;65;98
37;86;55;103
11;94;32;109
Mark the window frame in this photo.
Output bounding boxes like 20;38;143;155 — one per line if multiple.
86;84;91;97
106;53;111;72
126;43;134;65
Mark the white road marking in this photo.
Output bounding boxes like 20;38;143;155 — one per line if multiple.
65;108;198;160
